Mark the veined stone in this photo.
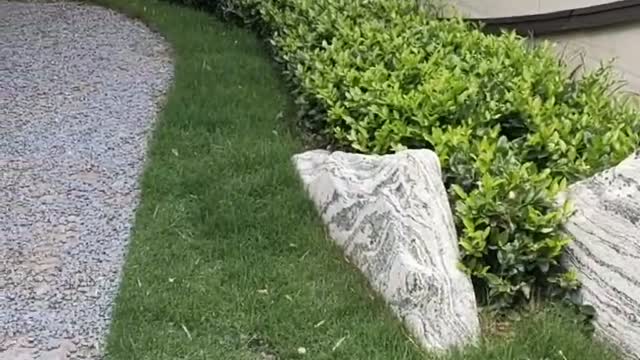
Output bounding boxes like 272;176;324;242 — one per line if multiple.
562;151;640;359
292;149;480;352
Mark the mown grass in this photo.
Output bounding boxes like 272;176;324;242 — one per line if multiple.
94;0;621;358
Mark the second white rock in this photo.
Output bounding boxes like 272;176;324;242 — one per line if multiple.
562;151;640;359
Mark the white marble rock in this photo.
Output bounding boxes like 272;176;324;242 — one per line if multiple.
292;149;480;352
562;151;640;359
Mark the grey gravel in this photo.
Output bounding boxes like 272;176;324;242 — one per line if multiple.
0;2;173;359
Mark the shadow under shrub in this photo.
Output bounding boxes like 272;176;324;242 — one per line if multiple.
178;0;640;308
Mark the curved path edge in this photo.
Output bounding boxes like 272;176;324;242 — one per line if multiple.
0;2;174;358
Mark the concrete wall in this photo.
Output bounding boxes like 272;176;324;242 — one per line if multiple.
443;0;640;93
446;0;613;17
547;23;640;93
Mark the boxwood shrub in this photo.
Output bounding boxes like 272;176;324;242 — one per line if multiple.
190;0;640;307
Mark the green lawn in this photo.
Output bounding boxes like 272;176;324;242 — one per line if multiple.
95;0;621;359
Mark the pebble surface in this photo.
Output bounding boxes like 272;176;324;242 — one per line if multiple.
0;2;173;359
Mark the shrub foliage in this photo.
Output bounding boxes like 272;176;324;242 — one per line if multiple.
186;0;640;307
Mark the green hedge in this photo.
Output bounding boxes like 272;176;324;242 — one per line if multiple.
194;0;640;307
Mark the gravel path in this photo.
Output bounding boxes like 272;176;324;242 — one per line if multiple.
0;2;173;359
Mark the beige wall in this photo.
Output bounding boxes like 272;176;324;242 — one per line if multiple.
447;0;613;17
443;0;640;94
547;23;640;93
